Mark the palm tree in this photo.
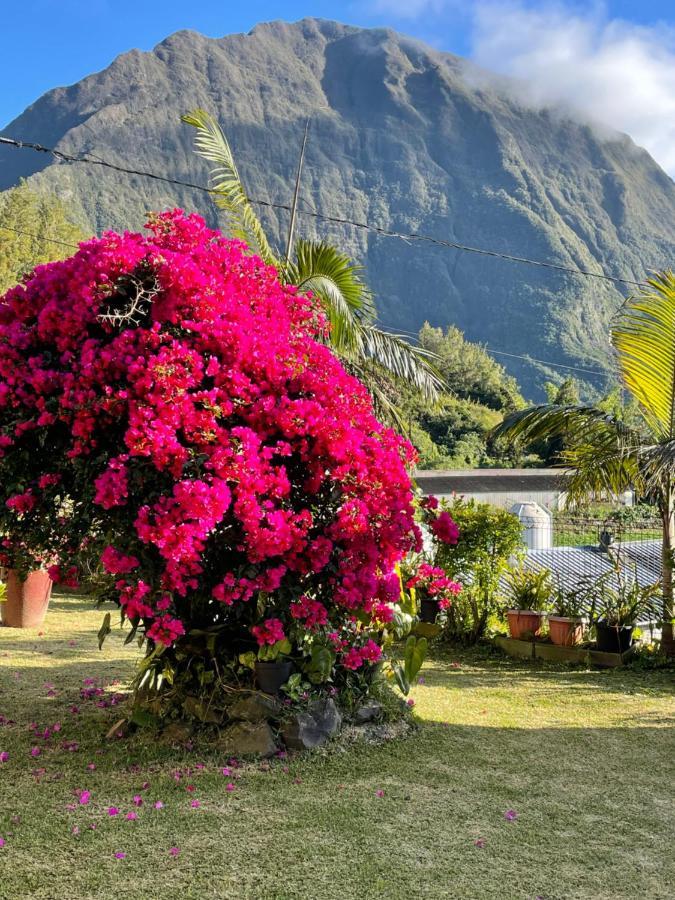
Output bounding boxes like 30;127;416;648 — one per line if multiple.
494;272;675;655
181;110;442;423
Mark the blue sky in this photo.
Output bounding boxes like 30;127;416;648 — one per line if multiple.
3;1;675;170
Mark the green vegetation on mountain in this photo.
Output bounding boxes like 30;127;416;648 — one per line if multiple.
0;182;86;293
383;324;526;468
2;19;673;397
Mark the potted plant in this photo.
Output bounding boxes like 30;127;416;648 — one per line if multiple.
405;562;462;624
593;568;659;654
253;622;294;695
0;567;53;629
548;584;586;647
502;565;551;639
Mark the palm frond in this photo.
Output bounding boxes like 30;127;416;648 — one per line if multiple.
285;239;372;356
181;109;277;266
494;404;644;501
493;404;628;446
360;325;443;403
611;271;675;441
345;359;408;432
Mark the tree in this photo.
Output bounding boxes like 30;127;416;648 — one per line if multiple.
0;181;85;293
181;110;442;420
418;323;524;412
494;272;675;655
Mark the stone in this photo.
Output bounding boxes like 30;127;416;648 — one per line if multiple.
217;721;277;758
282;698;342;751
308;698;342;737
353;701;382;725
159;722;193;744
228;692;282;723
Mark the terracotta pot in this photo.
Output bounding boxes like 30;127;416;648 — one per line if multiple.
506;609;543;640
548;615;584;647
0;569;53;628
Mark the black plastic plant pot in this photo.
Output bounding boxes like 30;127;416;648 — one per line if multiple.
419;597;439;623
255;659;292;695
595;621;634;654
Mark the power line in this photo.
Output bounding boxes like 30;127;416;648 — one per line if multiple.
0;223;81;250
481;347;609;378
0;223;614;381
0;135;649;288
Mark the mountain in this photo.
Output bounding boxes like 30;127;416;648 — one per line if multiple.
3;17;675;397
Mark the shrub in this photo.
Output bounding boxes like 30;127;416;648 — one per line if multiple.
428;496;522;644
0;210;420;711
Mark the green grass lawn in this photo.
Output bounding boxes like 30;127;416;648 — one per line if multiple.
1;596;673;900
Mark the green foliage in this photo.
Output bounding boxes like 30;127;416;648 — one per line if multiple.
281;672;312;702
383;324;529;469
257;638;292;662
418;324;524;411
590;563;661;626
502;565;552;611
440;586;493;647
435;497;523;645
549;582;589;619
0;181;86;294
493;271;675;650
303;645;336;684
390;635;428;695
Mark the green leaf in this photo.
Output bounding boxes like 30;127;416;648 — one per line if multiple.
124;620;139;646
304;646;335;684
97;612;111;650
404;635;428;684
181;109;277;266
391;661;410;696
238;651;257;670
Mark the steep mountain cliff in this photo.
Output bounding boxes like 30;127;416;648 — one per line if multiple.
3;18;675;396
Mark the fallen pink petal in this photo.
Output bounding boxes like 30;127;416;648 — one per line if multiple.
504;809;518;821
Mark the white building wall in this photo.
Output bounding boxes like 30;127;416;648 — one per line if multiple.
433;489;563;511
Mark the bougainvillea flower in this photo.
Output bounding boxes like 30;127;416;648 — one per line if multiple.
0;210;420;679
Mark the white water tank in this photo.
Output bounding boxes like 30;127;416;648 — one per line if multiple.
511;501;552;551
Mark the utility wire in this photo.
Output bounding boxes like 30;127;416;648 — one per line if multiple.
0;223;82;250
0;222;614;381
0;136;649;287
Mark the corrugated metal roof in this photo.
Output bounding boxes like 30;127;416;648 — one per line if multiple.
415;468;571;495
518;540;662;623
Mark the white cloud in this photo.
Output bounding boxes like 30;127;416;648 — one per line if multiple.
470;2;675;175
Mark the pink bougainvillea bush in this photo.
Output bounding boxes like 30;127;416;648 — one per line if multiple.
0;210;421;700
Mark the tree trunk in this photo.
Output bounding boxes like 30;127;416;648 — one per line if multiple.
661;496;675;656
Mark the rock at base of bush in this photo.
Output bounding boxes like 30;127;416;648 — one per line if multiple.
217;721;278;757
282;698;342;751
159;721;193;744
353;701;382;725
228;692;283;723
